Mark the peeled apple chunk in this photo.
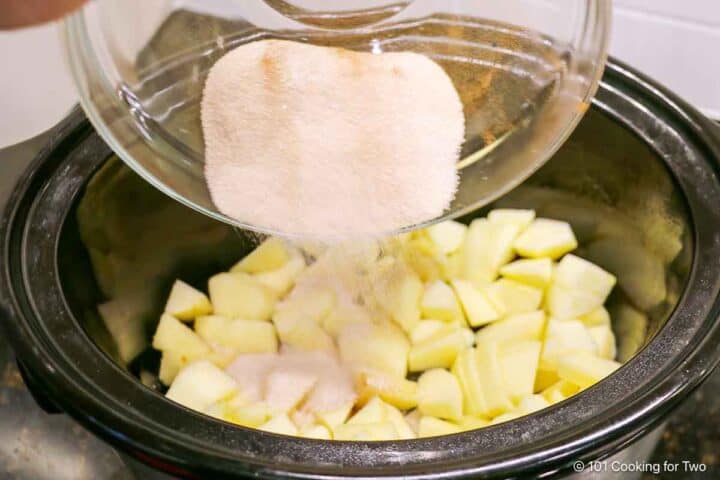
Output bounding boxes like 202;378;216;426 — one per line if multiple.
410;319;446;344
425;221;467;255
475;311;546;346
408;325;470;372
195;315;278;353
540;319;597;371
372;259;424;333
334;422;399;441
451;279;502;327
417;368;463;421
588;325;617;360
487;208;536;230
484;279;543;315
356;371;418;410
421;280;465;324
254;254;306;296
259;414;299;436
542;380;580;404
208;272;275;320
499;258;553;288
452;348;488;417
339;322;410;378
153;314;210;358
553;254;616;302
166;360;238;411
579;307;611;327
265;368;318;414
499;340;542;401
474;341;514;417
418;416;461;437
513;219;577;259
301;424;332;439
274;289;336;325
164;280;212;320
231;237;291;274
460;219;522;287
556;351;621;389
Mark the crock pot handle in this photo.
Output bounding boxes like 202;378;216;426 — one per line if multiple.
16;361;63;414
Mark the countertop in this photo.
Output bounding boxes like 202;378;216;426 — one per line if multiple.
0;132;718;480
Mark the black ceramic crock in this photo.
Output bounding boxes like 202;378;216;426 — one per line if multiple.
1;60;720;479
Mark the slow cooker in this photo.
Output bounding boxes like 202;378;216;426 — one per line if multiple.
1;59;720;479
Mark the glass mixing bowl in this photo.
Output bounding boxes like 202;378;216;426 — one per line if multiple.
63;0;610;238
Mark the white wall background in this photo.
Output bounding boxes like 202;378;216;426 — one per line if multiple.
1;1;719;148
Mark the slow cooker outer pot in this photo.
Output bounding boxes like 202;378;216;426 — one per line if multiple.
1;59;720;479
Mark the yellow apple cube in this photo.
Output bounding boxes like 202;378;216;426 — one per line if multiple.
356;371;418;410
339;322;409;378
417;368;463;421
275;288;336;325
374;264;424;333
460;219;522;286
475;310;546;346
259;414;299;436
208;272;275;320
231;237;291;274
384;403;417;439
484;279;543;315
315;402;354;430
425;221;467;254
301;424;332;439
499;258;553;288
456;415;490;431
254;254;306;297
489;412;521;425
347;396;388;425
556;351;621;389
153;313;210;358
554;254;616;302
542;380;580;404
487;208;536;230
417;416;461;437
499;340;542;401
410;319;446;344
588;325;617;360
195;316;278;354
166;360;238;411
513;219;577;259
158;350;187;385
408;326;470;372
579;307;611;327
540;319;597;371
517;394;550;414
278;318;336;354
226;402;271;428
421;280;465;324
451;279;502;327
452;348;486;416
322;303;372;339
265;368;318;414
474;341;514;417
164;280;212;321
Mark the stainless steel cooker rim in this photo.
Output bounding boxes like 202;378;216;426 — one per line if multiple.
0;59;719;479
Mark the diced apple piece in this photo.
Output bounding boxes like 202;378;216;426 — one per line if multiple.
372;261;424;333
384;403;417;439
347;396;387;425
301;424;332;439
339;322;410;378
499;258;553;288
514;219;577;260
276;289;336;324
153;313;210;358
264;368;318;414
533;368;560;392
489;412;521;425
410;320;446;344
421;280;465;324
487;209;536;230
556;351;621;389
333;423;399;441
278;318;336;354
408;326;469;372
475;341;514;417
456;415;490;431
404;409;422;434
425;221;467;255
439;252;463;280
579;307;611;327
540;319;597;371
195;316;278;354
417;416;461;437
208;272;275;320
460;219;522;287
232;237;291;274
315;402;354;430
226;402;271;427
451;279;502;327
164;280;212;320
159;350;187;385
356;371;418;410
254;254;306;297
484;279;543;315
322;303;372;339
542;380;580;404
500;340;541;401
475;311;546;346
417;368;463;421
259;414;299;436
98;299;149;364
517;394;550;414
589;325;617;360
554;254;616;302
545;284;606;320
166;360;238;411
452;348;486;416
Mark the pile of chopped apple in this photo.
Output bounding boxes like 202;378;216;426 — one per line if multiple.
152;209;623;440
